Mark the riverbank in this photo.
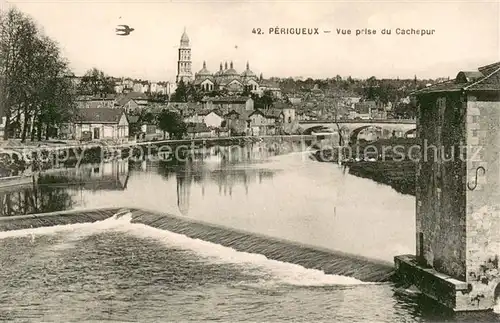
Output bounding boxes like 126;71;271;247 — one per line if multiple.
346;138;417;196
0;135;312;177
345;160;416;196
311;138;418;195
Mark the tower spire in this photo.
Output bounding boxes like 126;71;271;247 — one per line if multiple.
246;61;249;70
203;61;206;68
176;28;192;84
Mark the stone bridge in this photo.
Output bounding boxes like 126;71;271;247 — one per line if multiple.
299;119;416;145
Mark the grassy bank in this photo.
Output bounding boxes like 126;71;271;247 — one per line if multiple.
346;160;416;196
310;137;418;195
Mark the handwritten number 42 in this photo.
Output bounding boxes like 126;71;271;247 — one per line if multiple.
252;28;263;35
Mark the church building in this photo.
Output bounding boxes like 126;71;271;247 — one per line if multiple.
175;29;260;93
194;61;260;93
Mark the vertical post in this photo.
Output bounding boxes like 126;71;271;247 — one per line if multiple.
417;232;424;263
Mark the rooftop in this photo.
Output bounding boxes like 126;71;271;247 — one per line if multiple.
204;96;252;103
75;108;126;124
414;61;500;95
117;92;150;106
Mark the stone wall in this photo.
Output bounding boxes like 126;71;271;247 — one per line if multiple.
416;92;467;280
464;98;500;308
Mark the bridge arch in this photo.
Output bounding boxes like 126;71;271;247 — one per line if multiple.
302;125;335;135
405;128;417;138
349;125;383;145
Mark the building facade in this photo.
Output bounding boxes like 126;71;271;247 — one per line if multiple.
194;61;260;93
202;111;224;128
202;97;254;115
74;108;129;141
395;61;500;311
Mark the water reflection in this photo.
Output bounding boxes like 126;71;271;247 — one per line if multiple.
0;159;130;216
153;145;280;215
0;139;415;263
0;182;74;216
0;143;290;217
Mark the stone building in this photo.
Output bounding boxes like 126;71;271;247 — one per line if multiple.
202;96;254;115
395;61;500;311
176;28;193;83
194;61;260;93
73;108;129;141
174;29;260;93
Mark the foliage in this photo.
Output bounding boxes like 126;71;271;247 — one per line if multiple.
186;84;203;102
205;88;229;98
391;102;417;119
157;110;187;139
0;7;77;141
77;67;115;96
277;75;432;102
170;80;188;102
170;80;205;102
148;92;169;102
251;90;274;110
128;110;156;136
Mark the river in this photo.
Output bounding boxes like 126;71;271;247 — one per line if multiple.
0;140;498;322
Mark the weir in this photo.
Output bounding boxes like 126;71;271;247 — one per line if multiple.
0;207;394;283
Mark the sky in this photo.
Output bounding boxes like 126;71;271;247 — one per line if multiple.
2;0;499;82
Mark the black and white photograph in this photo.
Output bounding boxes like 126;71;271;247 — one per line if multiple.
0;0;499;321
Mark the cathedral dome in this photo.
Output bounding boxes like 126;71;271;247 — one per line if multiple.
197;61;212;76
224;61;239;76
214;62;224;77
241;61;256;78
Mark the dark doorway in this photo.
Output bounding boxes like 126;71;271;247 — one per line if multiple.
93;128;100;139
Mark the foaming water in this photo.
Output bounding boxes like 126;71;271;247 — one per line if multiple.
0;210;132;240
117;221;368;287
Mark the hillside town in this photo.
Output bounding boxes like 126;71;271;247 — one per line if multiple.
0;17;432;145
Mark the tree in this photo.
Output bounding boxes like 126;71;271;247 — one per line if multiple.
186;84;203;102
0;7;77;141
77;68;115;96
0;8;38;139
129;110;156;137
206;88;228;97
170;80;188;102
158;110;187;139
149;92;168;102
28;36;77;141
392;102;416;119
252;90;274;110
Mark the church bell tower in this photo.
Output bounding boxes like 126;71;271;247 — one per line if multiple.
176;28;193;84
